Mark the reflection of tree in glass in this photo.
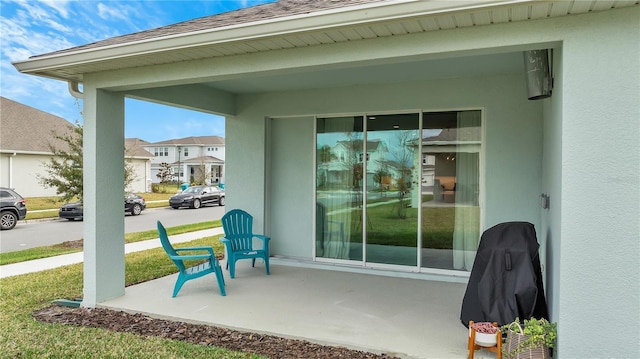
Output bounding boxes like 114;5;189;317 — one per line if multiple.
373;166;391;195
388;130;419;219
316;145;335;188
340;132;363;190
317;145;336;163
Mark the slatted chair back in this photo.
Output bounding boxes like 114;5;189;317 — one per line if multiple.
222;209;255;251
157;221;186;272
220;209;271;278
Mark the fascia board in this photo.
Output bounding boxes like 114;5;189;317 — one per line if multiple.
0;150;54;156
13;0;527;75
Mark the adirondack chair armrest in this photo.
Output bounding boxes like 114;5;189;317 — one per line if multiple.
170;253;213;261
175;246;215;256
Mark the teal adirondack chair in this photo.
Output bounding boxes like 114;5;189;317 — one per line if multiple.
220;209;270;278
157;221;226;296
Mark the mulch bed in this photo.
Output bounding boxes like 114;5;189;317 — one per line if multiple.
33;305;400;359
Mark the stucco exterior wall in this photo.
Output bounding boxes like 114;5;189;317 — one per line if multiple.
556;8;639;357
541;47;563;328
127;158;151;193
230;71;542;264
0;153;59;197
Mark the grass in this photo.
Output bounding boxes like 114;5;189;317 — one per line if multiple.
0;235;263;358
0;220;220;266
327;200;480;249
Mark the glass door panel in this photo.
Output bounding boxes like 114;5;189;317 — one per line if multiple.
316;116;364;261
365;114;420;266
420;110;481;271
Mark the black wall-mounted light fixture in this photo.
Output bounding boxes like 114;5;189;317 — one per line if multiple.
524;49;553;100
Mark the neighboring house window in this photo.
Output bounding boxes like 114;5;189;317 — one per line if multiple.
154;147;168;156
207;147;218;152
183;148;189;156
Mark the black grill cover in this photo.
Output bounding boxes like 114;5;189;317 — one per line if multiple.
460;222;549;327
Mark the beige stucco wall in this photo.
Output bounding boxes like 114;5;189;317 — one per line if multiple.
1;153;150;197
0;153;59;197
127;158;151;193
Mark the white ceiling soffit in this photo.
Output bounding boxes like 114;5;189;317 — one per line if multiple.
12;0;639;82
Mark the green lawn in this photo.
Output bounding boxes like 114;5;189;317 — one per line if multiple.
327;201;479;250
0;221;219;266
0;235;263;358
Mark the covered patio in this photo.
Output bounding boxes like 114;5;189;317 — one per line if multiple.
101;259;496;359
12;1;639;358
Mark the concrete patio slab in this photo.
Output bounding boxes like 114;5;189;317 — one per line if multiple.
100;260;499;359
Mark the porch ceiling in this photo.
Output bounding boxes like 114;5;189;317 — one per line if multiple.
13;0;637;85
202;51;524;94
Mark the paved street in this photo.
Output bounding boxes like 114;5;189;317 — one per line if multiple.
0;205;225;253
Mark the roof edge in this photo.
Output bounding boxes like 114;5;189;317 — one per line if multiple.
12;0;529;78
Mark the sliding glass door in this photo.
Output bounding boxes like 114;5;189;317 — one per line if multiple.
316;116;363;261
316;110;481;272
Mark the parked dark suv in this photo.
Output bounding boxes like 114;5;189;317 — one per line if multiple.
0;187;27;230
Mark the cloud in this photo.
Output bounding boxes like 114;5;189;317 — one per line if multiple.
40;0;72;19
96;2;129;21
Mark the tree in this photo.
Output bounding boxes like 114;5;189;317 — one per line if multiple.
124;148;138;191
39;121;83;203
193;159;212;185
39;120;138;202
156;162;175;184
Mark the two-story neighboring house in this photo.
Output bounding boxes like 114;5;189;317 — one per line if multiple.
0;97;153;196
143;136;225;185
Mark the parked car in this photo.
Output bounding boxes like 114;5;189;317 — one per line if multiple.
169;185;225;209
0;187;28;230
59;193;146;221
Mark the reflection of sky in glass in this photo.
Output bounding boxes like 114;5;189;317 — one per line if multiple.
319;129;443;148
422;129;442;138
318;131;423;148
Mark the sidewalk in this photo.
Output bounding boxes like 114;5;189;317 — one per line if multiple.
0;227;224;279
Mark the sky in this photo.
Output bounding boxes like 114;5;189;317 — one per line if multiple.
1;0;274;143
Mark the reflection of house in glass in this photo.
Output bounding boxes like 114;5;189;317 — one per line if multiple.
319;139;389;188
421;118;481;205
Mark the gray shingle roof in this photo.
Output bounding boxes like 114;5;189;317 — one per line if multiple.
33;0;385;58
125;138;154;158
149;136;225;146
0;97;75;153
